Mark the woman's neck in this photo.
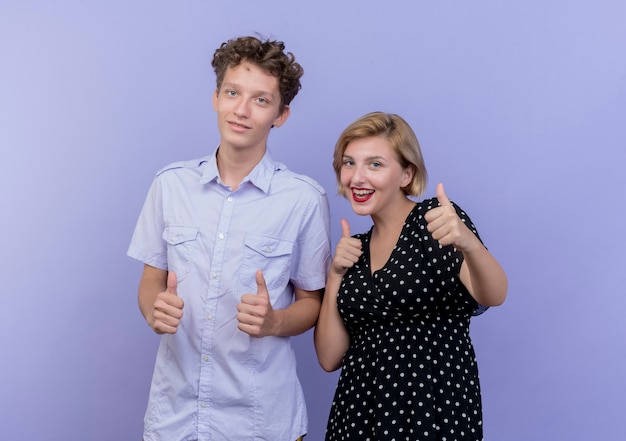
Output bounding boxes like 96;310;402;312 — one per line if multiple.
371;197;415;238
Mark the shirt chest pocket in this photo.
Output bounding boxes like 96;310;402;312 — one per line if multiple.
239;234;294;292
162;226;199;280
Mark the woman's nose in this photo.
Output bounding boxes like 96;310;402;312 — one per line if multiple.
351;165;365;184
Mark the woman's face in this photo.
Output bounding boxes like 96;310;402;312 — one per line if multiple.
340;136;413;217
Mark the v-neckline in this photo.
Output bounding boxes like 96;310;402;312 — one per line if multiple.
366;203;418;276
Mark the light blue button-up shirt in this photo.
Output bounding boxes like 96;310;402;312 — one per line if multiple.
128;151;331;441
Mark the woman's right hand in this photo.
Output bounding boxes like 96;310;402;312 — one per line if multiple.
330;218;363;276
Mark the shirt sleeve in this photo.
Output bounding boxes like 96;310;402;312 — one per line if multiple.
290;190;332;291
127;176;168;270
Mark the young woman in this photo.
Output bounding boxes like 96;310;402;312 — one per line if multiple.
315;111;507;441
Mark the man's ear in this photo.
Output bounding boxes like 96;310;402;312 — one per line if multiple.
272;105;290;128
212;88;219;111
213;89;219;112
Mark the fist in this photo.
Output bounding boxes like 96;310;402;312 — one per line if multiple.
151;271;184;334
237;270;275;337
331;218;362;276
424;183;478;252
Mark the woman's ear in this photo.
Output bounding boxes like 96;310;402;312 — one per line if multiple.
401;164;416;188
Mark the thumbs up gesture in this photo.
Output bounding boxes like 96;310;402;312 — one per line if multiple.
330;218;363;277
237;270;275;337
425;183;479;253
152;271;184;334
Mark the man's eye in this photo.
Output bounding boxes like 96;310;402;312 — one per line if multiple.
371;162;381;168
257;97;268;104
227;90;237;96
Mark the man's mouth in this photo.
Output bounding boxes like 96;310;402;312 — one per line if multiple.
228;120;250;130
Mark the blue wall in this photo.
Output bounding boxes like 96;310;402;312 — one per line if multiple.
1;1;625;439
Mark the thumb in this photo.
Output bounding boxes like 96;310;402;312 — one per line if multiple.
436;182;451;207
166;271;178;296
340;218;351;238
255;270;269;298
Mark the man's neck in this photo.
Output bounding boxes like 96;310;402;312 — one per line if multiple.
216;145;266;191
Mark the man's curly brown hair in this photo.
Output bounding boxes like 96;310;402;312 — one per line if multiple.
212;36;304;112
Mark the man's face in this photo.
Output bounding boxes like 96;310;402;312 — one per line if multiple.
213;61;289;154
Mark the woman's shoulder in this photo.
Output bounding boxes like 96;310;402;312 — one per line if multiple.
411;197;470;219
353;226;373;241
406;198;438;223
415;197;438;211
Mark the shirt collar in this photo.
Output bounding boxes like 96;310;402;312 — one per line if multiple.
198;148;283;193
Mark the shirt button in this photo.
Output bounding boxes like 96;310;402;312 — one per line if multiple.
227;197;233;202
211;273;218;279
203;355;209;362
200;402;206;408
218;233;225;240
207;314;213;320
264;246;272;252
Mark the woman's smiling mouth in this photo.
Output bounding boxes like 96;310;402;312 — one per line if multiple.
352;188;374;203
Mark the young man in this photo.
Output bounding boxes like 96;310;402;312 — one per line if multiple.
128;35;331;441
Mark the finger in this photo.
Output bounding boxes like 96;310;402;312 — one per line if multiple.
340;218;351;238
436;182;451;207
166;271;178;296
255;270;269;298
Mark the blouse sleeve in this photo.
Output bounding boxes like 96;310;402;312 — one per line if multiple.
451;201;489;317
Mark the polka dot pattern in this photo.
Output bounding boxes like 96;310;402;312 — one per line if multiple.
326;200;486;441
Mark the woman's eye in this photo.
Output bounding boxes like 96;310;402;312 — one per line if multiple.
371;162;382;168
342;160;354;167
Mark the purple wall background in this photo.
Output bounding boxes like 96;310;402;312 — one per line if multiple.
2;1;625;440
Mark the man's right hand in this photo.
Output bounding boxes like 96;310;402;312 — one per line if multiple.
150;271;184;334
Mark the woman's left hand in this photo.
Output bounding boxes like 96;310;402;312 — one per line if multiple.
425;183;480;253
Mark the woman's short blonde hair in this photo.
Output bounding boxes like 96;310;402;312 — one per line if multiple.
333;111;428;197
